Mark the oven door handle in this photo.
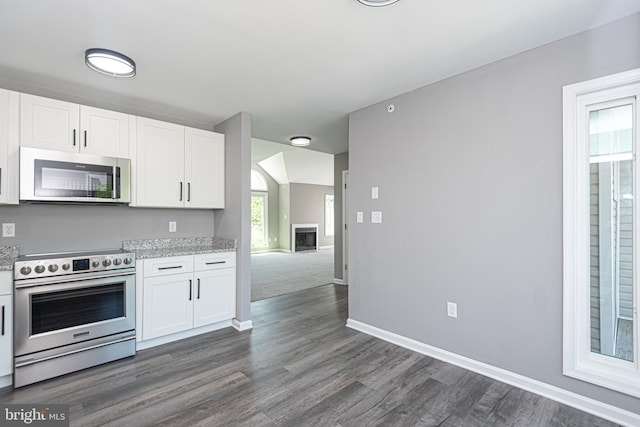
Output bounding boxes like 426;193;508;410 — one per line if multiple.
15;270;136;289
15;335;136;368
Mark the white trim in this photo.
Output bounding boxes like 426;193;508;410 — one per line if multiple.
342;170;349;286
232;318;253;331
137;320;233;350
333;278;344;285
319;245;334;250
346;319;640;427
563;68;640;397
0;374;12;388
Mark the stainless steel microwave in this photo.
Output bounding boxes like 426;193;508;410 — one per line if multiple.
20;147;131;203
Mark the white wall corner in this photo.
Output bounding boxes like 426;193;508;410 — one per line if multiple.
232;318;253;331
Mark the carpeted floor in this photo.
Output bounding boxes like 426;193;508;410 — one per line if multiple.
251;248;334;301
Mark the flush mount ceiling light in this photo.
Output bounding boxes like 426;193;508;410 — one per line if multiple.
85;48;136;78
290;136;311;147
357;0;399;6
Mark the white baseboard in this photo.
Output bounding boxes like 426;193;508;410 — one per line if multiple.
137;320;233;350
346;319;640;427
232;318;253;331
0;374;12;389
333;278;344;285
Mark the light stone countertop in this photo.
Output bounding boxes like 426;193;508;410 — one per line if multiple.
0;246;19;271
123;237;236;260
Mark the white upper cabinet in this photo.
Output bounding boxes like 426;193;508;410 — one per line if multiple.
134;117;186;208
133;117;225;209
20;93;130;157
0;89;19;205
185;127;225;209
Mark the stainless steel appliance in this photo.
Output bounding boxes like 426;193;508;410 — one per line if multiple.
20;147;131;203
13;249;136;387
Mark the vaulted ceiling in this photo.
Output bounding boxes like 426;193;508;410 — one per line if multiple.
1;1;639;155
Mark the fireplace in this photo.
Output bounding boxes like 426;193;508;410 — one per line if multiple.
292;224;318;252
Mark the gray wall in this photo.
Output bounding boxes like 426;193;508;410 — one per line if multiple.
214;112;252;324
348;13;640;414
334;152;349;280
290;183;334;249
0;203;213;253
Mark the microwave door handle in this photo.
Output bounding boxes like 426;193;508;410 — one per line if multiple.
112;166;117;199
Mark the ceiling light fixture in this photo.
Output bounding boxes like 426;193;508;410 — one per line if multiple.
290;136;311;147
357;0;399;6
85;48;136;78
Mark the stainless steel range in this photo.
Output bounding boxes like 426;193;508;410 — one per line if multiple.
13;249;136;388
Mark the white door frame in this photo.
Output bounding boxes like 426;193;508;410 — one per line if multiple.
342;170;349;285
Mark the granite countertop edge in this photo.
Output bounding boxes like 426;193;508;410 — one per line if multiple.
133;245;236;260
124;237;237;260
0;246;19;272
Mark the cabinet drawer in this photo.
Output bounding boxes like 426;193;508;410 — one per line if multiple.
194;252;235;271
0;271;11;295
143;256;194;278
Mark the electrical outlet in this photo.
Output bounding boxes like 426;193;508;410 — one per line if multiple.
2;223;15;238
169;221;177;233
447;302;457;318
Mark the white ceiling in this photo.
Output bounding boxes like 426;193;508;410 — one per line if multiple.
252;138;334;186
1;1;639;155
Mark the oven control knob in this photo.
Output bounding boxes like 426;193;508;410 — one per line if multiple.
113;258;122;266
123;257;132;265
34;265;46;274
103;259;112;267
48;264;59;272
92;260;100;268
62;263;70;270
20;266;32;275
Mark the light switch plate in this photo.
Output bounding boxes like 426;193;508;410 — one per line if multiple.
372;187;379;199
169;221;177;233
371;211;382;223
356;212;364;223
447;302;458;318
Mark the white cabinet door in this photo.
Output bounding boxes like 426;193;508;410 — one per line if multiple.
20;93;80;152
185;128;225;209
79;106;130;157
134;117;185;207
0;89;19;205
142;272;194;340
193;268;236;327
0;271;13;377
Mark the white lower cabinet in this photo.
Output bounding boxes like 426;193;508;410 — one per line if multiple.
141;252;236;342
0;271;13;380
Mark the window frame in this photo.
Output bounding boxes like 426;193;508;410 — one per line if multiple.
325;193;334;237
563;68;640;398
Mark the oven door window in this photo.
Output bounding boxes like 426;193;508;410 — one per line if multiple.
34;159;120;199
31;283;125;335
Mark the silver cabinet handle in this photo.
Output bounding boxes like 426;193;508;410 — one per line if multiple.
84;130;88;147
73;129;77;146
179;182;183;201
205;261;226;265
189;279;192;301
197;278;200;299
1;305;4;336
187;182;191;202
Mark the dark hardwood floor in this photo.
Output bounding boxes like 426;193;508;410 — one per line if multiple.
0;284;618;426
